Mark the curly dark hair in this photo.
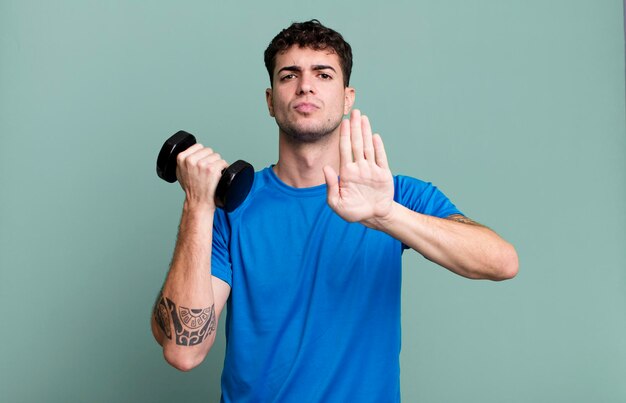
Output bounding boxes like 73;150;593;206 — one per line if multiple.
264;19;353;87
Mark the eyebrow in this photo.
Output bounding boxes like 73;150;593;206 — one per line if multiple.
277;64;337;74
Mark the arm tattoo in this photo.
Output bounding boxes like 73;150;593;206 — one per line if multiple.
153;292;216;346
446;214;485;227
154;292;172;340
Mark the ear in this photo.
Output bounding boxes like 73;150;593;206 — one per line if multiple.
265;88;275;117
343;87;355;115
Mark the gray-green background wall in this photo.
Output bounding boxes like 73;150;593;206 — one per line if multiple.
1;1;624;402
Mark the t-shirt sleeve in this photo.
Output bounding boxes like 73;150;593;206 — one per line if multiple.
394;175;463;218
394;175;463;251
211;209;233;287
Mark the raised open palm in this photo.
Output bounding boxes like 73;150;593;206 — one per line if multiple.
323;109;394;227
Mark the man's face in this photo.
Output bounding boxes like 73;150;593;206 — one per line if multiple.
266;46;355;143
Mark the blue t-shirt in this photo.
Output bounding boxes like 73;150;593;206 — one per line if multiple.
211;167;461;402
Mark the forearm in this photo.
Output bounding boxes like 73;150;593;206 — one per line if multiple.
368;203;518;280
152;202;218;370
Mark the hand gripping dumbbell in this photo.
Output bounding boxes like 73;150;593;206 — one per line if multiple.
157;130;254;212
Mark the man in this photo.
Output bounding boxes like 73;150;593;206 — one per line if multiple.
151;20;518;402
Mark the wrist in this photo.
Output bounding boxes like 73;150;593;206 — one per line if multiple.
362;201;399;231
181;201;217;229
183;199;216;215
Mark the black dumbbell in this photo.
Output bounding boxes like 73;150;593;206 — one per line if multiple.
157;130;254;212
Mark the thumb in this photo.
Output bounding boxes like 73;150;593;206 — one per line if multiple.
323;165;339;208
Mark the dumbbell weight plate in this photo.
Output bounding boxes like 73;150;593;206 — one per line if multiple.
156;131;197;183
216;160;255;212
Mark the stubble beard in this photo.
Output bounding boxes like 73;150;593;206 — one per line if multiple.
277;115;343;144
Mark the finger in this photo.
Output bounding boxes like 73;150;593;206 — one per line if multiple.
350;109;364;162
323;165;339;209
373;134;389;170
176;143;205;165
202;159;230;184
361;115;375;161
197;152;228;171
185;147;217;166
339;119;352;167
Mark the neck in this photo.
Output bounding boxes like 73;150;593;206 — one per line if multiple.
273;131;340;188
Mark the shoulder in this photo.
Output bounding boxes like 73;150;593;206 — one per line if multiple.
393;174;437;201
393;174;430;188
393;174;463;218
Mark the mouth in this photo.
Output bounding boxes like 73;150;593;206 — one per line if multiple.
293;102;320;114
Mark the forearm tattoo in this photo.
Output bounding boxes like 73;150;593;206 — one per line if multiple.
153;292;216;346
446;214;485;227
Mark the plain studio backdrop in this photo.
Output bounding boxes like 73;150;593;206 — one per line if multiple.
1;1;624;402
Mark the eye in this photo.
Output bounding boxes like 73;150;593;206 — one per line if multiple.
280;73;297;81
319;73;332;80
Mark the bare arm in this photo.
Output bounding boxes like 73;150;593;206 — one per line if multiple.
324;110;518;281
151;143;232;371
368;207;518;280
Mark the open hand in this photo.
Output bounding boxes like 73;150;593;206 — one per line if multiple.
323;109;394;228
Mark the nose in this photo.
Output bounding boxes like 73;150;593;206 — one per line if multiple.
297;74;315;95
